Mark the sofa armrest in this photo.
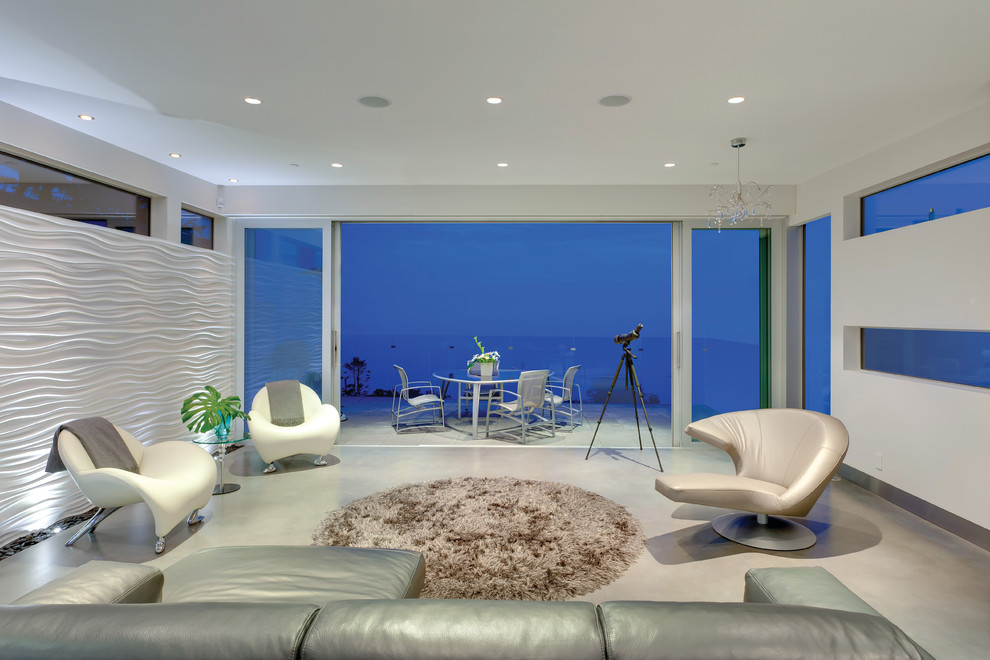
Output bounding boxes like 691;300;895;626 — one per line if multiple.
11;561;163;605
744;566;881;616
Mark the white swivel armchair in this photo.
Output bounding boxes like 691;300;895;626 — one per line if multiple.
655;408;849;551
248;382;340;473
56;424;216;554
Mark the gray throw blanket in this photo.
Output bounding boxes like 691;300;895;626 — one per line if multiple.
46;416;139;473
266;380;305;427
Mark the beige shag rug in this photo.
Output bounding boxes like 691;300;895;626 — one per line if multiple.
312;476;645;600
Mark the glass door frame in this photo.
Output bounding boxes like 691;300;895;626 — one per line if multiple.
233;217;339;411
675;218;788;444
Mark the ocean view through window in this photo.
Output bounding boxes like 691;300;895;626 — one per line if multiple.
341;222;674;434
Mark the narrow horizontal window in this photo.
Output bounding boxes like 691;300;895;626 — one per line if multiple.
0;150;150;235
862;328;990;389
861;152;990;236
181;209;214;249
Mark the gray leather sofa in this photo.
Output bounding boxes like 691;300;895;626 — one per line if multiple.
0;545;933;659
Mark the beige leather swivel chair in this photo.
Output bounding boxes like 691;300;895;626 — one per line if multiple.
655;408;849;550
56;424;216;554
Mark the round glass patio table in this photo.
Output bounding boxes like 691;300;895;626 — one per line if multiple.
434;370;522;439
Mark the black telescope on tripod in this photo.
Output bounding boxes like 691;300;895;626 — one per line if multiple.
585;323;663;471
613;323;643;347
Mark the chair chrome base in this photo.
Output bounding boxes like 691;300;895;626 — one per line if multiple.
263;462;278;474
187;509;204;525
64;506;121;547
155;536;166;554
711;512;817;551
314;456;328;466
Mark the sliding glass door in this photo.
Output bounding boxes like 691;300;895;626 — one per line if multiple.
237;220;333;407
690;227;771;421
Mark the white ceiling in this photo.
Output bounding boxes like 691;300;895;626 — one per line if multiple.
1;0;988;187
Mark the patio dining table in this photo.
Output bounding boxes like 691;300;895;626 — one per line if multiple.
433;369;522;439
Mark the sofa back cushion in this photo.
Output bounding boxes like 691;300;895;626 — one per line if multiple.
164;545;425;604
302;599;605;660
598;601;932;660
0;602;318;660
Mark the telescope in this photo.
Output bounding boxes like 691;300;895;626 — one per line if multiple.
613;323;643;347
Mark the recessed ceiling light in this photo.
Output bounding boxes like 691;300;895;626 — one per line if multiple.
728;96;746;104
599;95;631;107
77;114;94;121
169;153;181;158
330;162;343;168
496;162;509;167
664;163;676;168
486;97;503;104
228;178;239;183
243;97;262;105
358;96;391;108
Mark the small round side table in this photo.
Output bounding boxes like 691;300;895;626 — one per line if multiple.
193;435;245;495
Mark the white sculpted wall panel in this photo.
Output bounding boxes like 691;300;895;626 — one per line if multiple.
0;205;234;548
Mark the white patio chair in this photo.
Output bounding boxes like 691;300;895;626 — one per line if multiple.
544;365;583;428
392;365;445;432
484;369;554;443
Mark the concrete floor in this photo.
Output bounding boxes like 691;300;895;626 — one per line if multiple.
2;402;988;658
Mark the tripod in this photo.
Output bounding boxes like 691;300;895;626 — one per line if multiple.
585;343;663;471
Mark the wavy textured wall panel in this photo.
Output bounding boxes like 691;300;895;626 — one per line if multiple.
0;205;235;548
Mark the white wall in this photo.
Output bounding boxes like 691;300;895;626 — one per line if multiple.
0;206;235;547
795;102;990;530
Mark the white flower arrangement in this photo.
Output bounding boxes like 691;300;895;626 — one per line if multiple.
467;336;500;367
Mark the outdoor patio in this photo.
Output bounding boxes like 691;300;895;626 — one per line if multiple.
336;395;674;452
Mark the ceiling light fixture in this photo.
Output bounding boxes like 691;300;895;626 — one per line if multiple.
77;114;94;121
358;96;391;108
228;178;239;183
728;96;746;104
486;97;503;104
664;163;676;168
169;153;182;158
243;97;262;105
330;162;343;168
707;137;772;232
496;162;509;167
599;95;631;107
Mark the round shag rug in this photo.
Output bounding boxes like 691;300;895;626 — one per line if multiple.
312;476;645;600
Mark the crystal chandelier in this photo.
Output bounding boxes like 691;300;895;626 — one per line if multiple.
708;137;772;231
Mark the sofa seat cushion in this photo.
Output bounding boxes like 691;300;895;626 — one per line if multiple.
598;601;933;660
301;599;606;660
163;545;425;604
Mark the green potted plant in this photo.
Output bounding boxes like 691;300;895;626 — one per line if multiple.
181;385;250;441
